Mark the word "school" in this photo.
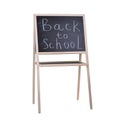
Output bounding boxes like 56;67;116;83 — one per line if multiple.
43;35;82;50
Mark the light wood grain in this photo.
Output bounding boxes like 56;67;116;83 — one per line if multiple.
34;14;85;17
35;61;87;67
34;14;41;113
37;51;86;55
77;54;82;100
83;15;93;109
32;21;35;104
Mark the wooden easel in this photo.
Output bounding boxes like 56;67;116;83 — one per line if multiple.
33;14;93;113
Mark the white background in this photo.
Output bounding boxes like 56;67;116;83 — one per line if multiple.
0;0;120;119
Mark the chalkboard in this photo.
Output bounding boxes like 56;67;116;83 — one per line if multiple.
36;16;86;53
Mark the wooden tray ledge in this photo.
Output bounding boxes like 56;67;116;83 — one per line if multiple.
35;61;87;67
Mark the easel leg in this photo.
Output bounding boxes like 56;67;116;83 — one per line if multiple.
32;54;35;104
33;38;35;104
37;56;41;113
86;65;93;109
34;15;41;113
77;54;82;100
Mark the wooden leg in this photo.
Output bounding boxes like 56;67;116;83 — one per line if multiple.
77;54;82;100
34;15;41;113
37;56;41;113
32;34;35;104
32;53;35;104
86;65;93;109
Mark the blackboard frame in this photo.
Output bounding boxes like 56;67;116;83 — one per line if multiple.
34;14;88;54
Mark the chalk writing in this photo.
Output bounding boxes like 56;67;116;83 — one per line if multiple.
37;16;85;52
42;35;82;50
41;18;81;32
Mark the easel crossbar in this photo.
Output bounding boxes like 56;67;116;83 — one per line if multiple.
35;61;87;67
